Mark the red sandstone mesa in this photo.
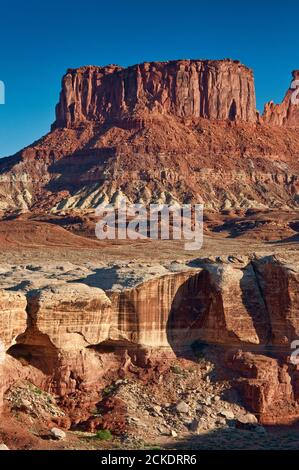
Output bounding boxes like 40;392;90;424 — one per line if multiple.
53;60;257;128
0;60;298;213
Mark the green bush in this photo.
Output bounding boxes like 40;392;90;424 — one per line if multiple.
170;365;183;374
90;407;100;416
103;385;115;396
95;429;113;441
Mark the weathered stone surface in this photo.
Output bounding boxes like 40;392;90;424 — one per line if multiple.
176;400;189;414
4;254;299;359
219;410;234;419
225;350;297;424
53;60;257;129
2;255;299;425
168;260;270;348
26;283;112;351
236;413;258;426
253;256;299;345
4;283;113;395
263;71;299;127
0;290;27;409
50;427;66;440
108;270;201;349
0;290;27;349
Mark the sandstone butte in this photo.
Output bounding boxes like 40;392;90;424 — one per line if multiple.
1;59;299;440
0;59;298;213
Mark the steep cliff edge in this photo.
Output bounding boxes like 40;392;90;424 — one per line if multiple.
2;255;299;424
53;60;257;128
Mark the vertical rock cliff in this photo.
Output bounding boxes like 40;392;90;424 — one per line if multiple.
53;59;257;128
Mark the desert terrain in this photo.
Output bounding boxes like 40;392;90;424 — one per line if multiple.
1;59;299;450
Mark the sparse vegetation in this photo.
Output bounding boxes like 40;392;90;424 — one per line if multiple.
103;384;116;396
170;365;183;374
90;407;100;416
95;429;113;441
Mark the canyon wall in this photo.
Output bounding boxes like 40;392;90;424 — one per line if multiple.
1;256;299;423
53;59;257;128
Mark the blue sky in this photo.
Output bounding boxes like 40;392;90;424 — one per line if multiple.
0;0;298;157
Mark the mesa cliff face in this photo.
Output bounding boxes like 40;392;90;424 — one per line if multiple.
53;60;257;128
0;58;299;213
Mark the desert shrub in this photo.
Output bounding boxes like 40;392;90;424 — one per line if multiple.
170;365;183;374
103;384;115;396
95;429;113;441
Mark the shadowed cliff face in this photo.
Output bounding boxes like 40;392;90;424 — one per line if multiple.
2;256;299;366
1;255;299;424
53;60;257;129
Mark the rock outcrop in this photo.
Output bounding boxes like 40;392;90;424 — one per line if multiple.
0;290;39;410
108;270;201;349
53;60;257;129
253;256;299;345
263;71;299;127
168;262;271;347
0;60;299;212
2;255;299;355
0;290;27;350
1;255;299;421
26;283;112;351
0;254;298;428
225;350;298;424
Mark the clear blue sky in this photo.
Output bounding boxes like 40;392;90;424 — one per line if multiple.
0;0;298;158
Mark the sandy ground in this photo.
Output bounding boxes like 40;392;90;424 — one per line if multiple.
0;234;298;266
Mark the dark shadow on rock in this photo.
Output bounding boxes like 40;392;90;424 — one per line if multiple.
45;146;116;195
239;263;272;344
70;267;120;290
267;234;299;244
166;271;208;359
162;420;299;450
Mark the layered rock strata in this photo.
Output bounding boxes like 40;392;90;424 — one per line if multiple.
53;60;257;129
0;61;299;212
1;255;299;423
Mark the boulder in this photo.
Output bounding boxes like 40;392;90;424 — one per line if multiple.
176;400;189;414
50;427;66;440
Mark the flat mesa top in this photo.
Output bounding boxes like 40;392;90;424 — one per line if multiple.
66;58;252;75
